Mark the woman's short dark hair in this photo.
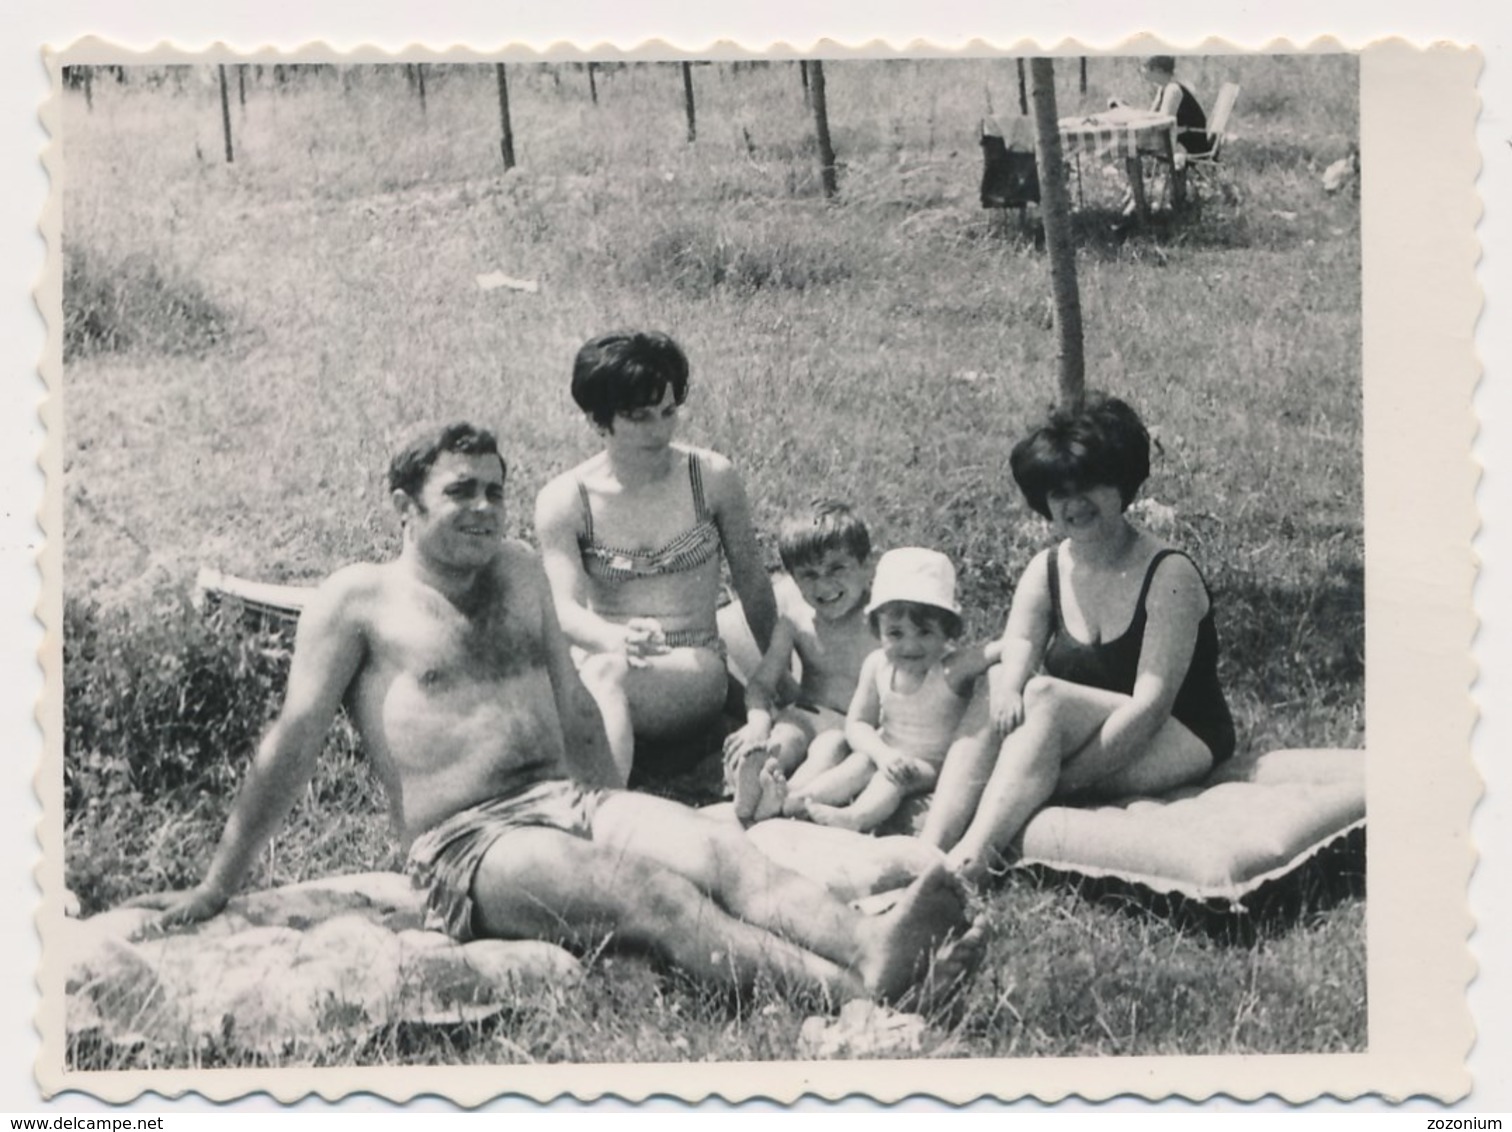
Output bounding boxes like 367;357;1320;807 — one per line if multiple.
1144;55;1177;76
388;421;506;498
571;331;690;430
1009;394;1151;520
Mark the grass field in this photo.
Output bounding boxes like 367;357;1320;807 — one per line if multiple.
59;55;1365;1067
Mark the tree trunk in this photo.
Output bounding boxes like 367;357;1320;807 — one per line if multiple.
682;62;696;143
1029;58;1085;411
588;61;598;105
218;64;234;163
809;60;837;199
799;59;811;108
496;64;516;170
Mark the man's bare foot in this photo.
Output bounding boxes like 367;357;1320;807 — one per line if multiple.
803;799;870;832
897;918;990;1017
732;745;773;824
855;862;971;1002
750;761;789;822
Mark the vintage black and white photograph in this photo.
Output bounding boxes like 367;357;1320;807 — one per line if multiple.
36;42;1474;1102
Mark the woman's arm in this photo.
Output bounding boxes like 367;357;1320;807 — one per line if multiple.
704;451;778;655
529;548;621;788
1095;553;1206;762
942;638;1003;697
722;616;798;761
1154;80;1184;118
533;475;648;656
987;549;1056;731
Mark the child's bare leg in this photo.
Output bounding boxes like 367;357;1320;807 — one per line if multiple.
786;729;851;792
785;749;874;813
805;772;907;833
767;718;815;775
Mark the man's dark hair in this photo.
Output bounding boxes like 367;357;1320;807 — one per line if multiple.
388;421;507;498
570;331;690;431
1009;393;1152;520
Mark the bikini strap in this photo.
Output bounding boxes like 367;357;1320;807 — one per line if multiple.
688;452;710;521
1046;545;1063;625
575;479;595;543
1134;549;1189;617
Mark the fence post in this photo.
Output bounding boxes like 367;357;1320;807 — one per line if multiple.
809;60;838;199
1028;58;1084;411
682;62;696;142
496;63;516;170
218;64;234;163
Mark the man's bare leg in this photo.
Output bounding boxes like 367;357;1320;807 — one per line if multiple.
593;792;986;1002
470;825;868;1001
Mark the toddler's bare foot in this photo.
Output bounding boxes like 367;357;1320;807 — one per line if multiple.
803;799;871;832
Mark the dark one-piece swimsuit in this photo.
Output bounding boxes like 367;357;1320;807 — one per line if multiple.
1042;546;1237;763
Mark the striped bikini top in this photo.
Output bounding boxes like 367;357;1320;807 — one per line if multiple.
576;452;722;582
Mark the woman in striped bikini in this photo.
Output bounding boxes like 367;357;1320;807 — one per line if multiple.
535;332;778;786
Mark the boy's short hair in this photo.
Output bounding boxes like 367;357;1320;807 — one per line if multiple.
868;599;963;641
571;331;690;430
1009;393;1152;520
388;421;507;498
1144;55;1177;76
777;499;873;573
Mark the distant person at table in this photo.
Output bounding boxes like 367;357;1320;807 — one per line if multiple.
1110;55;1212;159
535;331;778;786
920;395;1236;883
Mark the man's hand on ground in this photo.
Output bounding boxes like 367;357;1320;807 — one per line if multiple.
125;885;230;938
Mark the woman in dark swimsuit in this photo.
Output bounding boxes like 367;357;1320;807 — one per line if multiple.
921;394;1235;882
535;332;777;785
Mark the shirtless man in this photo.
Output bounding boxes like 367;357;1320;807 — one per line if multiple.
148;422;985;1006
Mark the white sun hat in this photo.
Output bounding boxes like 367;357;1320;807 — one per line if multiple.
864;547;962;618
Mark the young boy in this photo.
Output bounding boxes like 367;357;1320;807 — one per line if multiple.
724;500;877;822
